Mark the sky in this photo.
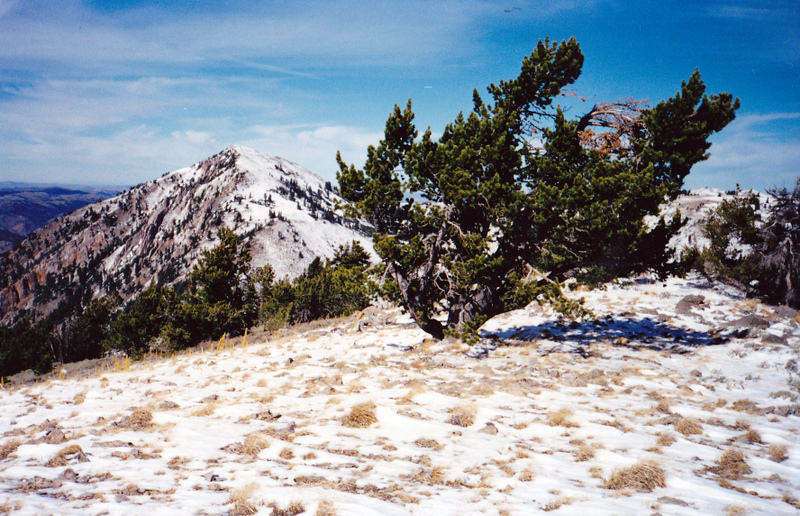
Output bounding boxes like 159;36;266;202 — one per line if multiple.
0;0;798;192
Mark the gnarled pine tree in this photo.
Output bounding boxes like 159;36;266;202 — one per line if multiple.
338;38;739;340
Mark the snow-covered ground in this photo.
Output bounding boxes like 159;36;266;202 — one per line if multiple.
1;274;798;515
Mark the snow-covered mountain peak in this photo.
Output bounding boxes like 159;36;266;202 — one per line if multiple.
0;147;373;322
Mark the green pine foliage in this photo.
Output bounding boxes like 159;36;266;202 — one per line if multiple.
108;228;260;356
0;316;54;378
62;296;117;362
698;193;763;285
107;284;182;356
337;37;739;340
698;179;800;308
259;241;373;328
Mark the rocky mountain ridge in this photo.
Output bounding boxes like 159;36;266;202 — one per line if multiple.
0;146;373;323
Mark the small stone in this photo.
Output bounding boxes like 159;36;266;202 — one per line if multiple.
255;410;281;421
657;496;689;507
774;305;798;319
676;295;704;315
728;314;771;329
762;334;787;345
60;468;79;482
479;422;499;435
200;394;219;403
158;400;180;410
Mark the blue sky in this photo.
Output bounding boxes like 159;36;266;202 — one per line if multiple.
0;0;798;192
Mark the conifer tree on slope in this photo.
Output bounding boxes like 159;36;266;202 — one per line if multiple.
337;38;739;340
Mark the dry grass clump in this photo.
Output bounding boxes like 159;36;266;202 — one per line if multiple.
45;444;89;467
447;405;476;428
228;482;259;516
342;402;378;428
411;465;448;485
656;432;677;448
782;493;800;509
269;501;305;516
744;428;763;444
73;392;87;405
0;439;22;460
546;408;579;428
114;407;154;430
519;469;536;482
731;398;759;413
316;499;337;516
542;497;574;511
602;461;666;492
572;441;598;462
674;417;703;436
724;505;747;516
767;444;788;463
191;403;218;417
414;438;444;451
655;399;672;414
242;433;270;457
279;447;295;460
708;448;751;480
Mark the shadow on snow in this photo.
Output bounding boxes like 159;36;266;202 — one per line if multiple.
478;315;733;358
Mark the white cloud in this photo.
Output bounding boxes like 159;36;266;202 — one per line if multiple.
0;1;487;70
688;112;800;192
239;124;383;181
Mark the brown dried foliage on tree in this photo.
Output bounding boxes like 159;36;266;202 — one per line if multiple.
576;98;648;157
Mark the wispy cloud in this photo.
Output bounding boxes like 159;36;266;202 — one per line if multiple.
0;1;487;72
690;112;800;192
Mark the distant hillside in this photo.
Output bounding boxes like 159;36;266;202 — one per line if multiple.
0;183;123;253
0;146;373;323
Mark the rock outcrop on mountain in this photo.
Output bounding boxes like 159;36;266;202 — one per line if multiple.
0;146;373;323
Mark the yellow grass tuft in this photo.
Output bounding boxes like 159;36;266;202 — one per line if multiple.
675;417;703;436
46;444;89;467
519;469;535;482
0;439;22;461
112;356;131;373
412;465;449;485
242;433;270;457
414;438;444;451
191;403;217;417
767;444;788;463
448;405;476;427
573;441;599;462
269;501;305;516
228;482;259;516
316;499;337;516
602;461;666;492
542;497;574;511
114;407;154;430
744;428;763;444
342;402;378;428
547;408;579;428
709;448;751;480
656;431;677;448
